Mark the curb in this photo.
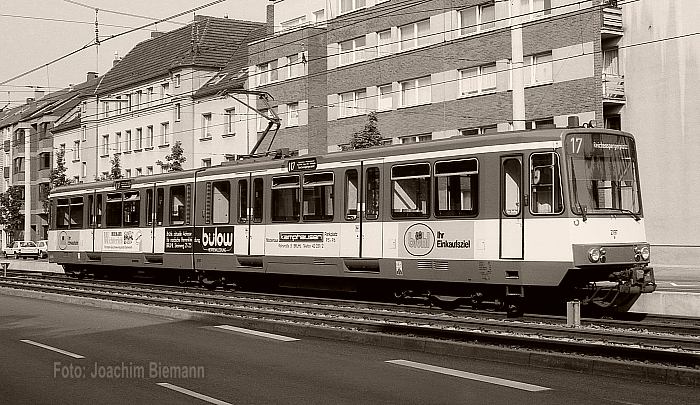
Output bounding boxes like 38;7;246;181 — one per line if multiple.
1;286;698;387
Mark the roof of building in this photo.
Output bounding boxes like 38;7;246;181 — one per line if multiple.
96;16;265;95
194;23;269;98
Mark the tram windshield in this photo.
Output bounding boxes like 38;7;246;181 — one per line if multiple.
566;133;641;217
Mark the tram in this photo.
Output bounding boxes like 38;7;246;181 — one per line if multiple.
48;127;656;316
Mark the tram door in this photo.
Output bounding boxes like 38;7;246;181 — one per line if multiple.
239;175;265;256
500;156;524;259
340;160;383;258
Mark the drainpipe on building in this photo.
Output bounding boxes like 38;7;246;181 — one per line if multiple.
511;0;526;131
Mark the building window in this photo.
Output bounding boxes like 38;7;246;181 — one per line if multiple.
174;74;181;87
126;130;132;151
81;125;87;141
147;166;153;176
257;60;279;86
73;140;80;161
125;169;131;178
175;103;181;121
460;2;495;35
13;157;24;173
524;52;553;86
115;132;121;153
399;19;430;51
134;168;141;177
287;53;306;78
101;134;109;156
339;89;367;118
461;125;498;136
340;0;366;15
526;117;554;129
400;76;431;107
287;103;299;127
225;108;236;135
135;90;143;109
160;82;170;100
39;152;52;169
377;29;392;56
160;122;170;145
313;9;325;23
135;128;143;150
378;84;393;111
202;158;212;168
400;134;432;144
459;64;497;96
201;113;212;139
146;87;153;106
339;36;366;66
81;162;87;178
146;126;154;148
102;101;111;118
520;0;552;20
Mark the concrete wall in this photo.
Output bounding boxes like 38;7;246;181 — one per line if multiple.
620;0;700;264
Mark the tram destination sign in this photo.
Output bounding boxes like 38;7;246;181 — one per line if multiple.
287;157;317;172
113;179;132;190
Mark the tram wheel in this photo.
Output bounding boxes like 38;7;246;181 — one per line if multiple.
505;297;524;318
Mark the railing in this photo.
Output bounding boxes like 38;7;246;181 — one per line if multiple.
602;4;623;35
603;73;625;100
3;140;9;152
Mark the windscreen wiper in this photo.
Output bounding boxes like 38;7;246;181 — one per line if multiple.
606;207;641;221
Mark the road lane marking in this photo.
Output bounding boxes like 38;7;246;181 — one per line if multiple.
20;339;85;359
669;282;699;287
212;325;299;342
157;382;232;405
386;360;551;392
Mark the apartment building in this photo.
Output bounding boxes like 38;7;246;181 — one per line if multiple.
247;0;611;155
76;16;265;180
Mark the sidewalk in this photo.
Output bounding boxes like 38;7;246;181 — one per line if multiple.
0;259;64;274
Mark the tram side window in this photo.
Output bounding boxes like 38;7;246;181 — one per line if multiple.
238;180;248;223
70;197;84;228
435;159;478;217
366;167;380;220
303;172;334;221
271;175;300;222
503;159;522;216
253;178;263;223
106;193;123;227
530;152;563;214
212;181;230;224
156;188;164;226
170;186;186;225
123;192;140;227
146;189;154;226
391;163;430;218
88;194;103;228
56;198;70;229
345;170;358;220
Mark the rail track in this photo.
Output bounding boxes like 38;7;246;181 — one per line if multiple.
1;270;699;368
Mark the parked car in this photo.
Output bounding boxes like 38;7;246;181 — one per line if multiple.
3;241;40;259
36;240;48;259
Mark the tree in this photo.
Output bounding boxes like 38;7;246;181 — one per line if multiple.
0;185;24;244
110;154;123;180
156;140;186;172
347;112;383;150
43;148;72;213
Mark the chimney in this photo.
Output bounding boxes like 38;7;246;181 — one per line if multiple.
113;51;122;67
26;98;35;104
151;31;165;39
87;71;98;81
267;3;275;35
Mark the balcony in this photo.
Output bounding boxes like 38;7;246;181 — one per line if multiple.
3;140;9;152
603;73;625;104
601;1;623;38
3;167;9;179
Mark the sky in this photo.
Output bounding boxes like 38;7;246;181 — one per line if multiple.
0;0;268;107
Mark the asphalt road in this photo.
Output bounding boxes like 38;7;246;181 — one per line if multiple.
0;294;697;404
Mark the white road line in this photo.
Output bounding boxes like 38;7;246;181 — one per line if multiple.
20;339;85;359
157;383;232;405
669;282;699;287
386;360;551;392
212;325;299;342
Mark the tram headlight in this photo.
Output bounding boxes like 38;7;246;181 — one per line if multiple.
588;247;601;263
639;245;650;261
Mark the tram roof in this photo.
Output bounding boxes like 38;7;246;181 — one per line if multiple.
51;127;630;196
